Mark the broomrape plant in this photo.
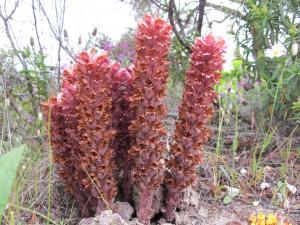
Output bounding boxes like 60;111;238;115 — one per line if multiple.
42;14;225;225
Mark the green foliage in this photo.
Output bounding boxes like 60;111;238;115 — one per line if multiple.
19;47;50;107
169;31;198;84
0;145;26;221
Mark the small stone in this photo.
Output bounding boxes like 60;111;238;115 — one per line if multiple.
198;206;209;218
112;201;134;221
79;210;143;225
182;187;200;209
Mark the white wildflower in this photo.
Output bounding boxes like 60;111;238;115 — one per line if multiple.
260;182;271;190
240;168;247;175
252;201;260;207
265;44;286;58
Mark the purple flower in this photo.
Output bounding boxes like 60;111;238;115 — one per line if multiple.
117;53;126;62
220;92;226;98
119;42;129;50
102;41;113;51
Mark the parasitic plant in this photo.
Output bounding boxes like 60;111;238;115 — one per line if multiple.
43;49;119;215
74;49;118;212
165;35;225;222
42;69;95;216
43;14;226;225
111;65;134;201
128;14;172;224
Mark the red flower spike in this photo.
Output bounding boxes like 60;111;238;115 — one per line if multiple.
165;35;225;222
128;14;172;225
42;69;95;217
74;49;118;212
42;49;119;216
112;65;133;201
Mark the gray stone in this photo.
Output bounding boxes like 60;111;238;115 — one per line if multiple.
79;210;143;225
112;201;134;221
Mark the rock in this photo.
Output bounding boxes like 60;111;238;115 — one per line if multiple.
112;201;134;221
197;206;209;219
79;210;143;225
157;218;175;225
182;187;200;209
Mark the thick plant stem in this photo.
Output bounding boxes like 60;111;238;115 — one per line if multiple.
165;189;181;222
137;189;154;225
122;163;133;202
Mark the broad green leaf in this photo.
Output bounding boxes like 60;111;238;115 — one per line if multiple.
0;145;26;219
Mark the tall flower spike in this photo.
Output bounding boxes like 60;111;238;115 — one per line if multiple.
42;69;95;217
74;49;118;212
128;14;172;225
165;35;225;222
111;65;134;201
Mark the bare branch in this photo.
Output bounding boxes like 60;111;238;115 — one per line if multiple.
5;0;19;21
168;0;191;52
37;0;75;60
32;0;43;53
197;0;206;35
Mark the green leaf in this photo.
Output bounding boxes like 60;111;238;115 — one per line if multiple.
223;195;233;205
0;145;26;220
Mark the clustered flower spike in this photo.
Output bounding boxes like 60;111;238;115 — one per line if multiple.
165;35;225;222
42;69;95;216
128;14;172;224
74;49;118;212
111;65;134;201
42;14;226;225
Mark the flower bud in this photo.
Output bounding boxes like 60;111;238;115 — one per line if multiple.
78;36;82;45
30;37;34;46
63;29;68;39
92;27;97;36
